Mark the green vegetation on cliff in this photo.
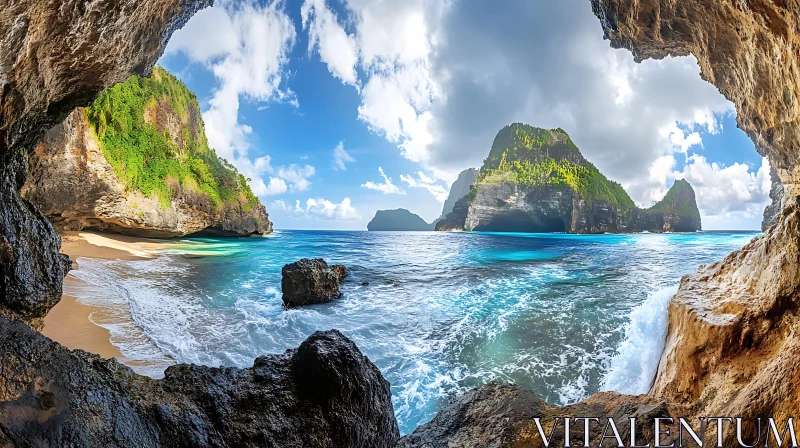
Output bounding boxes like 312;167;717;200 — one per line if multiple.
646;179;701;218
86;67;259;210
477;123;634;209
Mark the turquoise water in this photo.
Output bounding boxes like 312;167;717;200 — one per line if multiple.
67;230;758;434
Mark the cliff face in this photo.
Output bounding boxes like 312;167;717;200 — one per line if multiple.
437;124;701;234
367;209;434;231
440;168;479;218
21;68;272;238
762;166;784;231
0;0;211;324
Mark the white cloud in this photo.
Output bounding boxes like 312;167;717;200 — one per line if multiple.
301;0;359;85
264;177;288;196
677;155;771;218
400;172;448;202
299;0;446;179
332;141;356;170
164;0;296;195
276;164;316;192
361;167;406;194
306;197;361;220
271;197;361;220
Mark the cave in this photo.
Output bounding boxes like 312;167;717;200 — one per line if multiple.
474;210;566;233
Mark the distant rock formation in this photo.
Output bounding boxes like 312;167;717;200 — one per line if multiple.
762;166;784;231
21;68;272;238
281;258;348;308
441;168;479;218
436;124;701;233
367;209;434;231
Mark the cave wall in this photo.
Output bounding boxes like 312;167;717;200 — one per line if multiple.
591;0;800;198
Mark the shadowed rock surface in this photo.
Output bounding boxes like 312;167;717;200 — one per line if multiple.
282;258;349;308
440;168;479;218
762;166;784;231
0;321;399;447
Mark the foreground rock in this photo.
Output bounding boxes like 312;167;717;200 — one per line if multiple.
399;383;677;447
436;125;701;233
21;69;273;238
282;259;349;308
0;321;399;447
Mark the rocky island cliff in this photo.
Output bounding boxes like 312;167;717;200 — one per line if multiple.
20;67;272;238
436;124;701;234
367;209;434;231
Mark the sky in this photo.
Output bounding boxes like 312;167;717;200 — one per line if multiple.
159;0;771;231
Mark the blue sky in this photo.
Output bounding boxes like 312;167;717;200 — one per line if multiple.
160;0;770;230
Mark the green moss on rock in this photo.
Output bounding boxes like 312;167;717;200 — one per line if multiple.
477;123;634;209
86;67;259;211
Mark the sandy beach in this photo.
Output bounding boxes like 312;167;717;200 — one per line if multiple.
42;231;170;370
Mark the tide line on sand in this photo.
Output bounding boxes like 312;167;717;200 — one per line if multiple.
42;231;176;377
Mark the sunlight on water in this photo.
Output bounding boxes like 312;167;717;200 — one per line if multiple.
66;230;759;434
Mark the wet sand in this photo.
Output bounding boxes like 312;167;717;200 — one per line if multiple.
42;231;170;372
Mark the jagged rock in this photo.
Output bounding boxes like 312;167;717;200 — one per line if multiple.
367;209;434;231
399;383;677;447
0;319;399;447
21;73;272;238
437;125;701;234
440;168;479;218
282;259;348;308
762;166;784;231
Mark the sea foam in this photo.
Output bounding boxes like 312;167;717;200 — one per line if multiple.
601;284;677;394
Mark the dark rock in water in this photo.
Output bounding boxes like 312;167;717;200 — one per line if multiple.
331;264;349;283
361;281;370;286
282;258;348;308
762;166;784;231
0;319;399;447
367;209;434;231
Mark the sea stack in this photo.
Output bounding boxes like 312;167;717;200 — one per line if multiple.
367;209;434;231
437;123;701;233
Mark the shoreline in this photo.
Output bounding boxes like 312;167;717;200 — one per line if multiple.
42;231;171;373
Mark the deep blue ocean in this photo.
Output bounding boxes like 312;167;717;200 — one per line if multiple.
66;230;758;434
